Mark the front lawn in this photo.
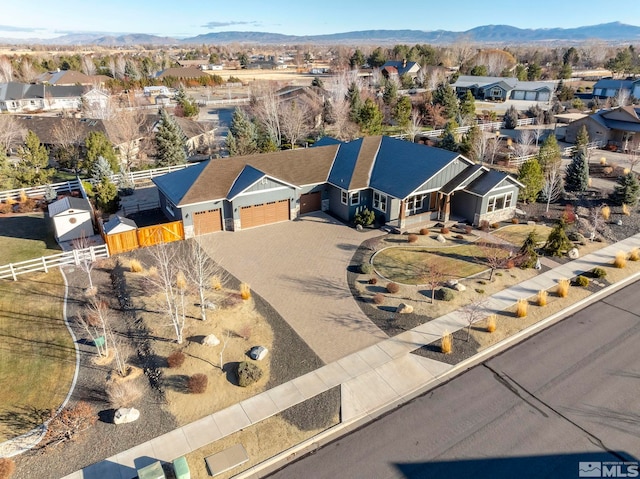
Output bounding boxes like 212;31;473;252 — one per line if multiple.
0;271;76;441
0;213;61;265
373;244;493;284
490;224;553;246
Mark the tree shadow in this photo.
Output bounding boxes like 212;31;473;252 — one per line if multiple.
0;406;50;436
98;409;115;424
335;243;357;251
223;361;240;386
164;374;190;393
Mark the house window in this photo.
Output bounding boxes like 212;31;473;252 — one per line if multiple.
491;88;502;97
406;194;424;214
373;192;387;213
487;192;513;212
350;191;360;206
505;192;512;208
165;201;175;217
341;190;348;205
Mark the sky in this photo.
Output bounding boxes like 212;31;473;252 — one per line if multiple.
2;0;640;39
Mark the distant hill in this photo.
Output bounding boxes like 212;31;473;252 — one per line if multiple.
2;22;640;46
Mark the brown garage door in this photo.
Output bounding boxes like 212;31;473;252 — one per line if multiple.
193;208;222;234
299;191;321;214
240;199;290;229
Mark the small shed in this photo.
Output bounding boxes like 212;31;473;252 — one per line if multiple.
48;197;94;243
103;215;137;235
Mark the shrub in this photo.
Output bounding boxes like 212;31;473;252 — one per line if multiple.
624;167;631;175
188;373;208;394
505;259;515;269
386;282;400;294
0;458;15;479
491;222;500;229
211;276;223;290
419;228;429;235
105;380;143;408
475;288;485;294
591;267;607;278
455;234;464;240
129;259;143;273
575;275;590;287
237;361;263;387
599;157;607;166
537;290;547;306
630;248;640;261
440;227;450;234
407;233;418;243
240;282;251;300
557;279;570;298
167;350;186;368
360;263;373;274
614;251;626;268
354;207;375;227
0;202;12;214
601;205;611;221
563;204;576;224
435;288;454;301
440;330;452;354
479;220;490;232
516;299;528;318
372;293;385;305
623;203;631;216
511;217;519;224
464;225;473;234
368;277;378;285
16;198;37;213
603;166;614;176
486;314;497;333
42;401;97;449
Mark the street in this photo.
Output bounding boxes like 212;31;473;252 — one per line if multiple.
268;281;640;479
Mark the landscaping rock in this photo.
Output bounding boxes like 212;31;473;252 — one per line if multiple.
568;232;586;245
396;303;414;314
114;407;140;425
355;224;363;231
567;248;580;259
237;361;263;387
527;221;536;226
617;219;623;226
436;234;446;243
202;334;220;346
249;345;269;360
446;279;458;288
204;301;217;310
454;283;467;292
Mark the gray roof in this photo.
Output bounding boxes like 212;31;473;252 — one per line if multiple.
103;215;137;233
381;61;420;76
153;162;208;205
593;78;637;90
48;196;92;216
440;164;486;195
465;170;522;197
0;82;84;102
452;76;518;89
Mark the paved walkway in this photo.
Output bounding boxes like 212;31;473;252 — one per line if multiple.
197;212;387;363
62;232;640;479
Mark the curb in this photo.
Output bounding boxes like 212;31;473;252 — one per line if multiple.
234;268;640;478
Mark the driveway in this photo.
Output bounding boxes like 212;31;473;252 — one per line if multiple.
197;212;387;363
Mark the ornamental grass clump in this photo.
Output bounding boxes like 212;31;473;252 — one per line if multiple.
516;298;528;318
557;279;570;298
537;290;547;307
240;282;251;300
441;330;452;354
486;314;497;333
629;248;640;262
614;251;627;269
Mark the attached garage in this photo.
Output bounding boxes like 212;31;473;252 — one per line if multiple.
240;199;289;229
299;191;321;214
193;208;223;234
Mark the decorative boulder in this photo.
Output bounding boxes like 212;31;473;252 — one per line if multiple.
114;407;140;425
454;283;466;292
204;301;217;310
396;303;414;314
617;219;623;226
527;221;536;226
202;334;220;346
237;361;263;387
567;248;580;259
446;279;458;288
436;234;446;244
355;224;363;231
249;346;268;361
568;232;586;245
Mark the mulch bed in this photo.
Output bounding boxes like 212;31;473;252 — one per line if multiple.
412;329;482;366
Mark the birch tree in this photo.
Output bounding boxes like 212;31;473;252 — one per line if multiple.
279;100;310;149
251;83;282;147
541;163;564;212
183;240;226;321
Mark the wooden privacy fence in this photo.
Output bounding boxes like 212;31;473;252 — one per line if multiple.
101;220;184;255
0;245;109;281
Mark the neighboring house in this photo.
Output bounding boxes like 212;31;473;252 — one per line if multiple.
451;76;554;102
48;196;94;243
564;105;640;152
381;60;421;80
81;88;111;119
152;136;521;237
36;69;110;86
592;78;640;99
144;86;172;97
0;82;84;113
102;215;137;235
155;67;210;80
173;117;217;156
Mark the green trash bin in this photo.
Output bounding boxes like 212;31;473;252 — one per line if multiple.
173;456;190;479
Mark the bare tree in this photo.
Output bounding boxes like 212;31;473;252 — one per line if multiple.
513;129;534;159
532;125;545;147
72;233;96;293
77;298;111;358
484;135;501;165
615;88;631;107
184;240;226;321
106;110;147;169
405;109;423;142
41;402;97;449
478;241;511;281
251;82;283;147
0;115;25;154
115;55;127;80
279;100;310;149
18;58;38;83
418;260;449;304
0;56;13;82
219;329;231;370
81;56;97;76
462;296;489;342
541;163;564;212
52;118;84;172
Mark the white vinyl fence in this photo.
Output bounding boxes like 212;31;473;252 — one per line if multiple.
0;245;109;281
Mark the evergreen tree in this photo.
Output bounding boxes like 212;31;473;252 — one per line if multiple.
518;230;539;268
574;125;589;157
174;87;199;118
16;130;53;187
357;98;383;135
347;82;363;123
349;49;365;69
432;82;459;120
460;124;480;160
226;108;258;156
367;47;387;68
439;121;459;152
537;134;562;171
0;151;15;190
565;149;590;193
517;158;544;203
85;131;119;173
470;65;488;76
311;77;324;88
544;219;572;256
459;90;476;122
93;176;119;213
382;80;398;106
393;96;412;129
503;105;519;129
91;155;114;182
155;109;187;166
612;172;640;206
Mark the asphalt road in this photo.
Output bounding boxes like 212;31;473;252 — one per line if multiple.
269;281;640;479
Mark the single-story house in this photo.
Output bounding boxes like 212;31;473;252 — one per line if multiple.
381;60;421;80
592;78;640;99
48;196;94;243
155;67;210;80
564;105;640;152
451;76;554;102
0;82;84;113
152;136;522;237
102;215;137;235
36;70;110;86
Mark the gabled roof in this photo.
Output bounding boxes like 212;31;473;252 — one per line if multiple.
103;215;137;234
48;196;92;216
440;164;486;195
465;170;523;197
36;70;107;86
452;76;518;89
586;106;640;132
227;165;267;199
0;82;84;102
593;78;637;90
381;61;420;76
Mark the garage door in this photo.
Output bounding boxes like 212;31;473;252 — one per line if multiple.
299;191;321;214
240;199;290;229
193;208;222;234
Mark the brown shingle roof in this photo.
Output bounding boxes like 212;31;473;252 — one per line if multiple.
156;67;209;79
349;135;381;190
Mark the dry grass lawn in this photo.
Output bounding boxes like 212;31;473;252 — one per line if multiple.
0;271;75;441
490;224;553;246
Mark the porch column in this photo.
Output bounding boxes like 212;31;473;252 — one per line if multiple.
443;194;451;222
399;199;406;228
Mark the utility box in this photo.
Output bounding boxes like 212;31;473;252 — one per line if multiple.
137;461;165;479
173;456;190;479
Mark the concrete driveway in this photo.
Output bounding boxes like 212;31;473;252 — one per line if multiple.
197;212;386;363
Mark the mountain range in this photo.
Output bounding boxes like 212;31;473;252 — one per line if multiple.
2;22;640;46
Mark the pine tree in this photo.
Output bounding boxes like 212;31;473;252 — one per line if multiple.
517;158;544;203
16;130;53;187
85;131;119;173
393;96;412;129
155;109;187;166
382;80;398;106
544;219;572;256
613;172;640;206
439;121;459;152
358;98;383;135
503;105;519;129
226;108;258;156
432;82;459;120
93;177;119;213
460;124;480;160
518;230;539;268
574;124;589;157
0;150;15;190
459;90;476;122
91;156;114;182
347;83;363;123
565;149;589;193
537;134;562;172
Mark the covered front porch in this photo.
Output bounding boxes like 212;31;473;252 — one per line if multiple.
385;192;454;232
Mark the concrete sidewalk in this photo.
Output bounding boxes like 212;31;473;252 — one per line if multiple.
62;233;640;479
